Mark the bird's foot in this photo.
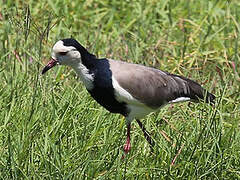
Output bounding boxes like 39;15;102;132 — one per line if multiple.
122;141;131;159
123;134;131;154
123;142;131;154
122;123;131;159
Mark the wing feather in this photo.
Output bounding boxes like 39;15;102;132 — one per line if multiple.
109;59;213;109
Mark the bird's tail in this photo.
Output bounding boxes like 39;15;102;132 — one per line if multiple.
184;77;215;104
171;74;215;104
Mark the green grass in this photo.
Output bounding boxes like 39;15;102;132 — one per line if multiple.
0;0;240;179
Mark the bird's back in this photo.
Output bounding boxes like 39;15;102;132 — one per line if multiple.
108;59;215;109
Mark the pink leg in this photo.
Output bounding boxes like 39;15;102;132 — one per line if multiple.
124;123;131;154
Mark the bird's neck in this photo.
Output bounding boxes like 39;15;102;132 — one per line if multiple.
72;62;94;90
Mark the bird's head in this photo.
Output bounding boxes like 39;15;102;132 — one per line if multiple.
42;38;84;74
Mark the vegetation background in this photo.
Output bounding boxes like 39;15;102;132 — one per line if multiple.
0;0;240;179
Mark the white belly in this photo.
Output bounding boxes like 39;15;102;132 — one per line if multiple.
126;104;157;122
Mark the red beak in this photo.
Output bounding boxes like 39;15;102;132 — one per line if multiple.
42;58;59;74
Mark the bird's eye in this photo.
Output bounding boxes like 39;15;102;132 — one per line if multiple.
59;52;67;56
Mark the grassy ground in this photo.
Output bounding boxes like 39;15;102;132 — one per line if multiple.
0;0;240;179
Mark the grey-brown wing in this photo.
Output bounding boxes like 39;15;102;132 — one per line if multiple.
109;59;212;108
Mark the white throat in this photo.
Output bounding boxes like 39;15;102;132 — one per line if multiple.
72;63;94;90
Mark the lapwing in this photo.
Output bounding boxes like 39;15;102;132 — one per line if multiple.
42;38;215;154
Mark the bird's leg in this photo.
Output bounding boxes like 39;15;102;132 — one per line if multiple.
124;123;131;154
136;119;155;150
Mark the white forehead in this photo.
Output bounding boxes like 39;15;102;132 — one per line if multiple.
52;40;76;53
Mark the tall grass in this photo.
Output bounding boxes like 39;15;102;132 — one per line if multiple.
0;0;240;179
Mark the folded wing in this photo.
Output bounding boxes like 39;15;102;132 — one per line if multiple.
109;59;215;109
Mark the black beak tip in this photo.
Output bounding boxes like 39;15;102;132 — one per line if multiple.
41;66;50;75
41;59;58;75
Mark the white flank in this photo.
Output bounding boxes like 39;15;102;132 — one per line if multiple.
169;97;190;103
111;76;140;105
126;104;154;122
112;76;155;122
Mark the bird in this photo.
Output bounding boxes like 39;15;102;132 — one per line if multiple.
42;38;215;154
